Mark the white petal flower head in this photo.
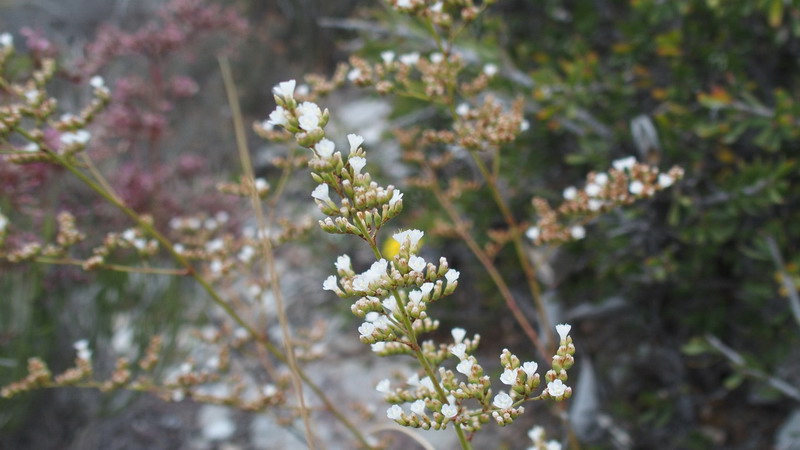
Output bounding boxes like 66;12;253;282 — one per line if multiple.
347;68;361;82
585;183;601;197
420;282;434;296
371;342;386;353
382;296;398;313
445;269;460;284
629;180;644;195
322;275;338;291
311;184;331;203
570;225;586;240
238;245;255;263
298;113;320;131
396;0;413;9
563;186;577;200
349;156;366;175
451;327;466;344
546;441;562;450
525;226;540;241
612;156;636;172
373;315;391;330
430;1;444;12
588;199;603;211
410;399;426;416
547;379;567;398
376;378;391;394
500;368;517;385
658;173;674;188
358;322;376;338
268;106;289;127
420;376;435;391
595;173;609;185
399;52;420;66
389;189;404;207
408;290;423;306
456;358;474;376
0;33;12;48
556;323;571;342
314;138;335;159
352;275;369;292
441;403;458;418
272;79;296;99
522;361;538;378
430;52;444;64
408;255;426;272
450;343;467;360
528;426;545;443
456;103;470;116
335;254;352;272
387;404;403;420
381;51;395;64
483;63;499;77
393;229;424;248
407;373;420;386
89;76;105;89
492;391;513;409
365;311;380;322
346;133;365;153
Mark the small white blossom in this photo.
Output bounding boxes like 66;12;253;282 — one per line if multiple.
420;282;434;296
0;33;12;48
322;275;338;291
255;178;269;193
420;376;435;391
451;327;466;344
556;323;571;341
525;226;540;241
358;322;376;338
456;103;470;116
522;361;538;378
563;186;577;200
396;0;413;9
373;315;391;330
23;143;39;152
382;296;398;313
238;245;255;263
500;368;517;385
209;260;223;274
588;199;603;211
73;339;92;360
585;183;601;197
376;379;391;394
371;342;386;353
347;134;365;153
349;156;366;175
89;76;106;89
262;384;278;397
629;180;644;195
298;114;320;131
399;52;420;66
430;52;444;64
445;269;460;283
528;426;545;443
365;311;380;322
483;63;499;77
658;173;674;188
272;79;296;99
297;101;322;130
546;441;562;450
612;156;636;172
595;173;609;185
267;106;289;127
60;130;92;146
408;290;423;306
450;343;467;360
206;239;224;253
25;90;40;103
456;358;474;376
408;255;426;272
492;391;513;409
407;373;420;386
520;119;530;132
387;405;403;420
335;254;352;272
311;184;331;203
0;214;7;232
441;403;458;418
393;229;424;248
430;1;443;13
347;68;362;82
381;51;395;64
389;189;404;207
410;399;426;416
570;225;586;240
547;379;568;398
314;138;335;158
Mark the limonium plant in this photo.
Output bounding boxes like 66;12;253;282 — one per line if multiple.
266;79;576;449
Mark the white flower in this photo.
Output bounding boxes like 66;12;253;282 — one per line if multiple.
456;358;474;376
430;1;443;13
456;103;470;116
408;255;426;272
520;119;530;132
658;173;674;188
387;405;403;420
371;342;386;353
311;184;331;203
555;323;571;341
272;79;296;99
255;178;269;193
483;63;498;77
373;315;391;330
347;134;365;153
410;399;426;416
420;376;435;391
430;52;444;64
492;391;513;409
349;156;366;175
547;379;567;397
0;214;7;232
629;180;644;195
399;52;420;66
0;33;12;48
612;156;636;172
60;130;92;146
451;327;466;344
365;312;380;322
389;189;404;207
521;361;538;378
396;0;413;9
382;296;398;313
314;138;335;158
267;106;289;127
73;339;91;360
210;260;223;273
238;245;255;263
297;101;322;130
25;90;39;103
585;183;601;197
525;226;540;241
450;343;467;360
528;426;544;443
335;254;352;272
358;322;375;338
407;373;420;386
500;368;517;385
89;76;105;89
322;275;338;291
546;441;562;450
381;51;395;64
298;114;320;131
588;199;603;211
441;402;458;418
563;186;577;200
570;225;586;240
22;142;39;152
347;68;362;82
408;290;423;306
205;239;224;253
376;379;391;394
393;229;424;248
595;173;609;185
420;282;434;295
445;269;460;283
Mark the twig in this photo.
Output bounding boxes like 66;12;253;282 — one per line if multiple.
765;235;800;330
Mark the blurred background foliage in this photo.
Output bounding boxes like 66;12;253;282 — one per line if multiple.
1;0;799;448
